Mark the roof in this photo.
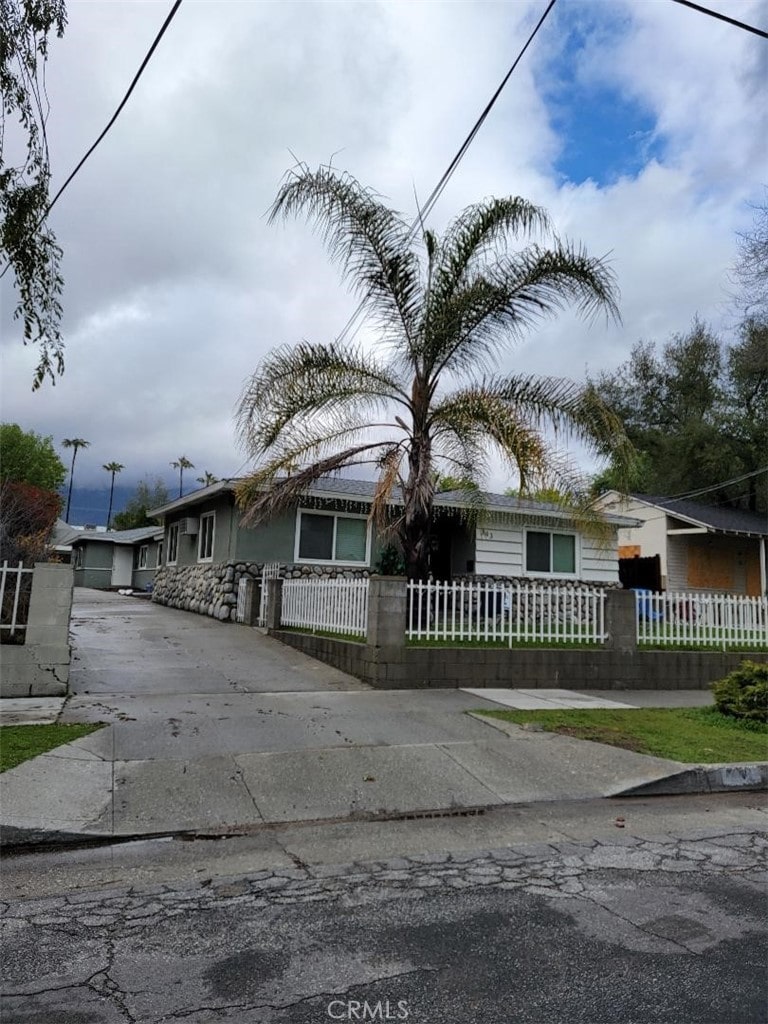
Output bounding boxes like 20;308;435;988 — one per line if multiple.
632;494;768;538
149;476;636;528
70;526;163;547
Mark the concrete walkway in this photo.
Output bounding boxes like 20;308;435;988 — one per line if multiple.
0;589;735;846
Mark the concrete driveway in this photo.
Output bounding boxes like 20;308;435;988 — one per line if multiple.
1;590;691;844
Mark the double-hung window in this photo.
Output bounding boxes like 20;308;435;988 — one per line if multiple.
198;512;215;562
525;530;576;575
138;545;148;569
167;524;179;565
295;510;369;565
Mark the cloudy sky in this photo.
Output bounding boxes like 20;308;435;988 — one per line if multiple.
2;0;766;514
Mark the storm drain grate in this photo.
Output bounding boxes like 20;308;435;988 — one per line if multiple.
384;806;488;822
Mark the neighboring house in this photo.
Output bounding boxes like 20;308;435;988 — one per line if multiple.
595;491;768;597
148;477;636;622
49;519;83;562
71;527;164;591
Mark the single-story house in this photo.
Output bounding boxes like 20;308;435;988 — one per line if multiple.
594;491;768;597
71;526;164;591
148;477;637;622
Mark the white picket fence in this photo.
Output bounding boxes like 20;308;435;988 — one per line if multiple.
0;560;34;640
636;590;768;649
406;579;607;645
281;577;369;637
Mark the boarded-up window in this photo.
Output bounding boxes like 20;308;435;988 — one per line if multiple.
687;545;734;591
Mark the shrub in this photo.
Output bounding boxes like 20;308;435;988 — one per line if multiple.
712;661;768;723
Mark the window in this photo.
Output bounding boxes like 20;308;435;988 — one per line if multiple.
525;530;576;575
295;510;369;564
138;545;148;569
74;546;83;569
198;512;215;561
167;523;179;565
156;541;163;567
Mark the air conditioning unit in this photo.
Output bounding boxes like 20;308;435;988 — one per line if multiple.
180;517;199;536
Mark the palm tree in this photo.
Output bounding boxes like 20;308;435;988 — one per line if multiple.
236;165;634;580
196;471;219;487
103;461;125;529
171;455;194;499
62;438;90;523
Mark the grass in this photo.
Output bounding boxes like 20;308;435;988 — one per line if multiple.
0;723;104;773
473;706;768;763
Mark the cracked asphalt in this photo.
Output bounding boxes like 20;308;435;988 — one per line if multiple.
2;822;766;1023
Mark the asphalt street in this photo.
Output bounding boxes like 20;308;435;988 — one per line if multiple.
2;804;766;1024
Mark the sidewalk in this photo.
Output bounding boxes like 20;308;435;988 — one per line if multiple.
0;591;761;847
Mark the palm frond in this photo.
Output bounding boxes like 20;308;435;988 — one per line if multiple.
236;441;397;526
429;240;620;380
435;196;550;300
270;163;423;346
431;387;549;493
237;341;409;454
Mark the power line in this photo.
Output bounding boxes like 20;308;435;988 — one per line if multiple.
669;0;768;39
415;0;557;231
1;0;184;279
333;0;558;348
664;466;768;503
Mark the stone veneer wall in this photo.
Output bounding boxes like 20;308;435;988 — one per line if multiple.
152;561;370;622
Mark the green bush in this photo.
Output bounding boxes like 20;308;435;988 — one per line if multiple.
712;661;768;723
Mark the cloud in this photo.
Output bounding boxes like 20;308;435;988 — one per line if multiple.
1;0;764;502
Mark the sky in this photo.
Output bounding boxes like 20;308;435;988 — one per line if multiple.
2;0;766;520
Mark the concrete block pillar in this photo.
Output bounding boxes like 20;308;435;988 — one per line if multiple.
605;589;637;652
367;576;407;648
237;577;259;626
265;577;284;631
25;562;75;647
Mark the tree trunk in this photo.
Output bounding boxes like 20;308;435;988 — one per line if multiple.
400;422;434;581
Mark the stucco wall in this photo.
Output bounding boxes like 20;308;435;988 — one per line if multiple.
73;540;113;589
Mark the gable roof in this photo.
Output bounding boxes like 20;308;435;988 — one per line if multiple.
149;476;636;528
631;494;768;538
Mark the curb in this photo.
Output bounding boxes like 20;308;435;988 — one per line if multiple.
609;762;768;798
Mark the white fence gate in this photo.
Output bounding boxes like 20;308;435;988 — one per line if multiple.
635;590;768;649
281;577;368;637
406;579;606;645
0;560;34;640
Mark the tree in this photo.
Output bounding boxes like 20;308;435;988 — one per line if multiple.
196;471;219;487
732;190;768;321
1;0;67;389
236;165;633;579
0;423;66;490
102;461;124;529
171;455;194;499
0;480;61;563
61;437;90;522
590;317;767;512
111;478;169;530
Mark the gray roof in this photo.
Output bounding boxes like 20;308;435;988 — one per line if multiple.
70;526;162;547
633;494;768;538
149;475;635;527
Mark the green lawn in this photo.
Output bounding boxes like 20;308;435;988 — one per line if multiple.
0;723;104;773
473;706;768;763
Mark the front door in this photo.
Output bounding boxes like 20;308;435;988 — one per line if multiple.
111;547;133;587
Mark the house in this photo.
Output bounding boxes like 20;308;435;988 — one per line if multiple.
148;477;636;621
594;491;768;597
71;526;164;591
